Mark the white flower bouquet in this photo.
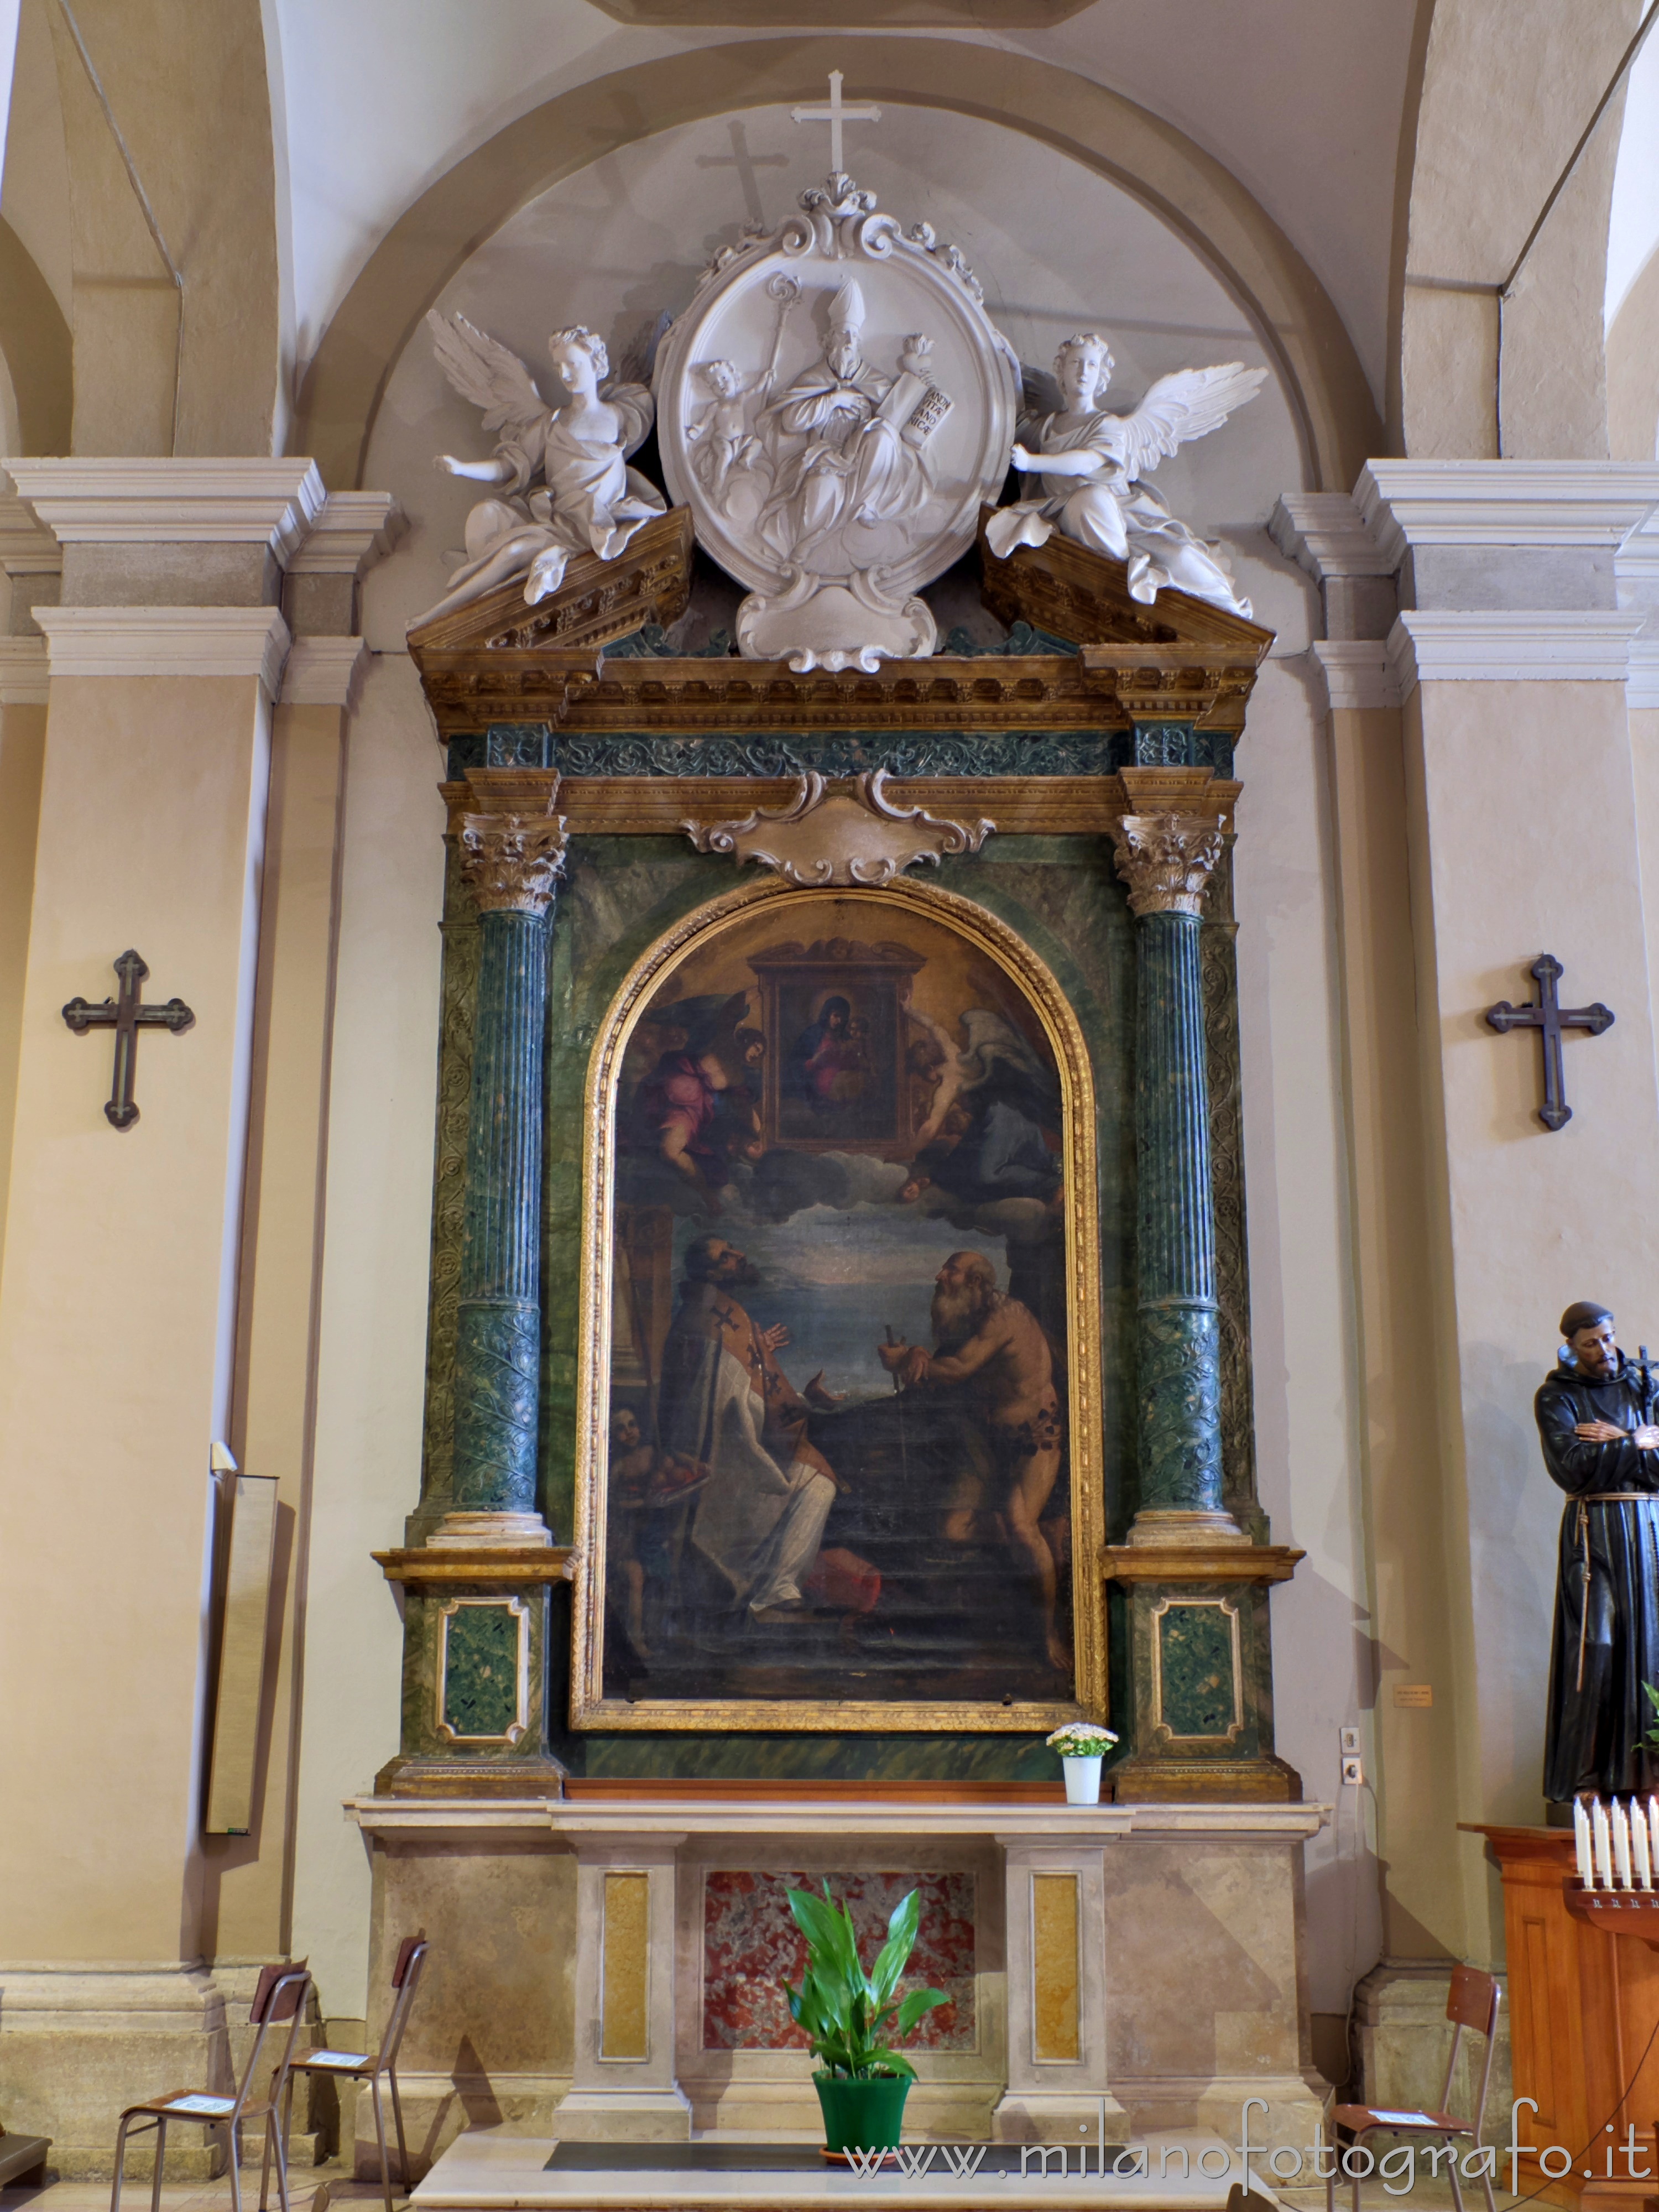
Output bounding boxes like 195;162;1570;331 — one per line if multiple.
1045;1721;1118;1759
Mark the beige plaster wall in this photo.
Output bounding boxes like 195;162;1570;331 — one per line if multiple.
1320;700;1463;1963
0;701;44;1258
0;670;271;1963
1397;0;1638;458
1608;243;1659;461
1401;676;1659;1962
288;651;446;2020
203;701;350;1966
41;0;283;456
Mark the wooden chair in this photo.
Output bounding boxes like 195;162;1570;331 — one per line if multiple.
1326;1964;1502;2212
111;1964;311;2212
284;1938;429;2212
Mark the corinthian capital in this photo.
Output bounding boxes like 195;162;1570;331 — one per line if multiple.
458;811;569;915
1107;812;1224;918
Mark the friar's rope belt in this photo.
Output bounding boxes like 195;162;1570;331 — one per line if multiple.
1576;1492;1659;1689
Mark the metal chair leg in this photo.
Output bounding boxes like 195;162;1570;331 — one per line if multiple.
259;2104;275;2212
111;2112;135;2212
270;2109;291;2212
228;2119;243;2212
1447;2141;1466;2212
388;2067;409;2195
149;2117;166;2212
370;2075;392;2212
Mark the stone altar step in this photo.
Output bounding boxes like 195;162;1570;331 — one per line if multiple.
410;2128;1283;2210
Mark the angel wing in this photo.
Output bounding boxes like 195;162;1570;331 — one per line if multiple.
1019;359;1065;421
602;380;656;461
1110;362;1267;481
956;1008;1061;1125
426;310;546;437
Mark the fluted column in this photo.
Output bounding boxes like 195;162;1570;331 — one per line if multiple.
432;795;568;1546
1108;807;1243;1545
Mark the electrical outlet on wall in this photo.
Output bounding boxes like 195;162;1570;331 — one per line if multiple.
1339;1726;1361;1756
1340;1754;1365;1786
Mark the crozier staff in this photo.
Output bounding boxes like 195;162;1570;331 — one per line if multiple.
1537;1301;1659;1802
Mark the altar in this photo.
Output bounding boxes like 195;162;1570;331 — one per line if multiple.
348;114;1326;2192
347;1792;1327;2162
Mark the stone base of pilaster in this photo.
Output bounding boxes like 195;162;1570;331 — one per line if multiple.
1353;1960;1511;2120
375;1752;569;1797
992;2090;1130;2146
0;1964;228;2180
1103;1542;1303;1801
1127;1507;1250;1547
551;2085;693;2142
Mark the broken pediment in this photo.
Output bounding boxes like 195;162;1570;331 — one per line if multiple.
404;507;693;659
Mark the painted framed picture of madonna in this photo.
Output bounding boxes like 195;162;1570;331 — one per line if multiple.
571;879;1106;1734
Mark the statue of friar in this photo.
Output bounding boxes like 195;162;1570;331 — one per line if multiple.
1537;1301;1659;1802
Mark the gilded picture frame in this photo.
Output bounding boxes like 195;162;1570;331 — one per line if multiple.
571;872;1106;1734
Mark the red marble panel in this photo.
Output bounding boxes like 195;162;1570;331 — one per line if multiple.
701;1869;976;2052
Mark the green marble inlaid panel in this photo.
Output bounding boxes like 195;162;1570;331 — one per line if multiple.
441;1602;524;1740
1156;1601;1239;1740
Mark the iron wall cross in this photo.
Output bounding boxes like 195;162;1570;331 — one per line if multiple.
1485;953;1613;1131
62;950;195;1129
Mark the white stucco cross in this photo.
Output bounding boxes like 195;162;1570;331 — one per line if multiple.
790;71;881;175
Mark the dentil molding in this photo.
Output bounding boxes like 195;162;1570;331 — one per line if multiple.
3;459;326;563
33;604;292;693
1386;610;1647;700
1309;640;1399;712
280;637;372;710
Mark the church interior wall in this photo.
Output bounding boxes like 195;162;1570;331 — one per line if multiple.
288;650;447;2022
6;0;1659;2170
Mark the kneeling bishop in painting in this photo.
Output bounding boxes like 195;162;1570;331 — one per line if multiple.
656;1234;844;1626
1538;1300;1659;1802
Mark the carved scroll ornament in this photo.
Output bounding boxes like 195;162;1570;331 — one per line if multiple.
1107;810;1225;917
458;811;570;915
682;767;993;888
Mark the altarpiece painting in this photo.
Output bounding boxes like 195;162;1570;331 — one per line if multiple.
573;884;1104;1734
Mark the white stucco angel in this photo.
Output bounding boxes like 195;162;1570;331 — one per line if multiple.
414;313;665;627
985;332;1266;619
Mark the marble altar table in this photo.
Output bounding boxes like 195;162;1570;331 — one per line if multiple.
345;1794;1328;2166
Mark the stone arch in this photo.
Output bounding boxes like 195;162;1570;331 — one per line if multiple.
290;35;1382;494
1393;0;1644;458
0;217;72;455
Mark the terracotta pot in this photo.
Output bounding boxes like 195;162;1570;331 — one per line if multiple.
813;2071;912;2154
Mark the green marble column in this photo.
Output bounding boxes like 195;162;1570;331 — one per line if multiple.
1109;806;1237;1539
439;799;569;1543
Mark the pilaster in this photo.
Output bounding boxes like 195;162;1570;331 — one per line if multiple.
992;1837;1126;2146
1282;462;1659;2000
557;1835;691;2142
0;459;387;2156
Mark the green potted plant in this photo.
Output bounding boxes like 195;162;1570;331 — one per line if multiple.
782;1882;947;2159
1046;1719;1119;1803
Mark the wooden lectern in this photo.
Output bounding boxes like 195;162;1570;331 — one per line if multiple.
1470;1826;1659;2210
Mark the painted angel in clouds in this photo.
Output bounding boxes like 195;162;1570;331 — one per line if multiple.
413;312;664;627
985;332;1266;619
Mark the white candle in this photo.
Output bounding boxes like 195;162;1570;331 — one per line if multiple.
1614;1799;1634;1889
1594;1797;1615;1889
1576;1797;1595;1885
1633;1799;1653;1891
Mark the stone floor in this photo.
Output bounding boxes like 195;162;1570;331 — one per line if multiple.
0;2172;405;2212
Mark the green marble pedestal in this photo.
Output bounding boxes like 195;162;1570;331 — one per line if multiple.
373;1545;575;1795
1102;1542;1303;1800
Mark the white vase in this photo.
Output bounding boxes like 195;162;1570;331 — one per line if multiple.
1063;1755;1103;1805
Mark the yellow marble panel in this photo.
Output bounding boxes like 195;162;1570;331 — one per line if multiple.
1031;1872;1079;2062
601;1870;650;2060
